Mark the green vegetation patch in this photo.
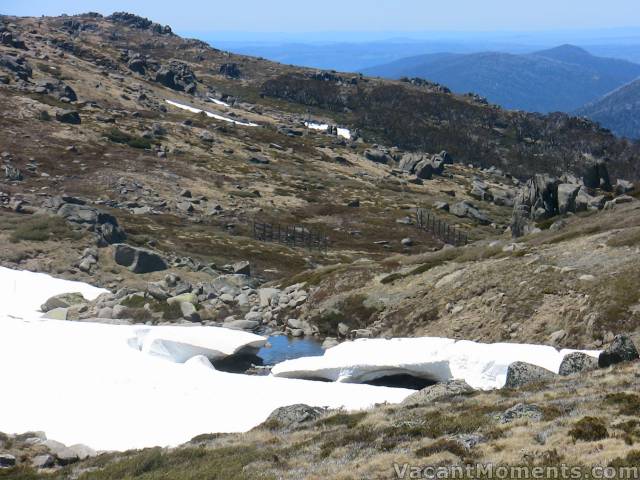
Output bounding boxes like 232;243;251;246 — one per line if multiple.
77;446;274;480
309;293;380;336
10;215;83;243
106;128;153;150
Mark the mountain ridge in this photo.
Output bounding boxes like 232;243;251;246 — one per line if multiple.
576;77;640;139
361;44;640;114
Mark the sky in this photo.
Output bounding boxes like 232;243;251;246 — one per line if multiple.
2;0;640;35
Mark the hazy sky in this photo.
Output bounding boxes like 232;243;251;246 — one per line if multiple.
2;0;640;33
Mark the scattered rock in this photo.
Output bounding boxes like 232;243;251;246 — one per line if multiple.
364;149;391;164
113;244;168;274
261;404;327;430
31;454;55;469
450;201;490;224
0;453;16;468
232;261;251;276
55;110;81;124
497;403;543;424
504;362;556;389
559;352;599;376
402;379;474;406
41;292;86;313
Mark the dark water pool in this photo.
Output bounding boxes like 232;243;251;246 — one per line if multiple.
258;335;325;365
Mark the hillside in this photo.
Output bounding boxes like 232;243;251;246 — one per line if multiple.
577;78;640;139
362;45;640;114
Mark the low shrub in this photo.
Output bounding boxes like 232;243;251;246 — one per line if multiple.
568;417;608;442
106;128;153;149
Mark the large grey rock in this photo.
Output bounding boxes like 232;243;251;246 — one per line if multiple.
41;292;86;313
364;149;391;164
402;379;474;406
615;179;634;194
43;440;95;465
504;361;556;389
0;453;16;468
398;153;422;173
180;302;200;322
496;403;543;424
155;61;197;92
559;352;599;376
31;454;55;469
232;261;251;275
0;54;31;80
224;319;259;331
415;159;435;179
114;244;167;274
582;159;611;190
557;183;580;214
55;110;81;125
35;78;77;102
262;404;327;430
450;201;490;224
598;335;639;368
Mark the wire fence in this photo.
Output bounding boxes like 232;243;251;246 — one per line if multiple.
251;219;329;253
416;208;468;246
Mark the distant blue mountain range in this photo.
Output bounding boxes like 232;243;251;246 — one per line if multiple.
361;45;640;114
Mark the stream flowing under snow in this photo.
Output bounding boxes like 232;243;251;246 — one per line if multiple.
0;266;601;451
0;267;411;451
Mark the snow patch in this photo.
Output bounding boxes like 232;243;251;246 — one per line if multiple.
208;97;230;107
0;266;107;319
0;267;411;450
304;122;351;139
166;99;258;127
305;122;329;131
271;337;601;390
337;127;352;140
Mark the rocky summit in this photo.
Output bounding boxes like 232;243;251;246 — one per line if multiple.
0;9;640;480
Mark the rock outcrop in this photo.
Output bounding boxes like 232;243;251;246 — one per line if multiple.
598;335;639;368
155;61;197;93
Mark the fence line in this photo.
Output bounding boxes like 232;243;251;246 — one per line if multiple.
251;219;329;253
415;208;468;246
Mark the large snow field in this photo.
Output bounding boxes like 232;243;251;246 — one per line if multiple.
0;267;412;451
272;337;601;390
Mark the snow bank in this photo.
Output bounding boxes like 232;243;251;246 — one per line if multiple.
337;127;352;140
209;97;230;107
0;268;411;450
0;318;411;450
304;122;351;139
305;122;329;131
166;99;258;127
271;337;601;390
133;325;266;362
0;266;107;319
